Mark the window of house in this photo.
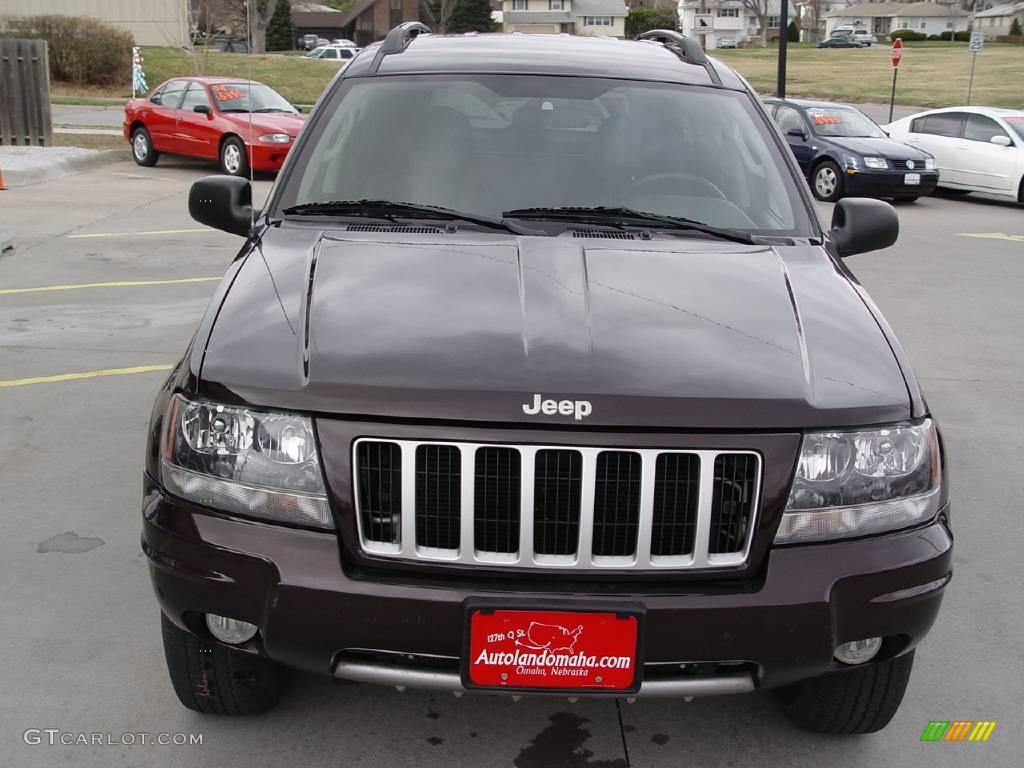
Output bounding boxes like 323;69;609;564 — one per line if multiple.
512;0;527;9
390;0;401;8
946;22;953;29
717;8;739;17
873;18;888;34
767;16;780;28
584;16;613;26
549;0;564;9
919;21;927;30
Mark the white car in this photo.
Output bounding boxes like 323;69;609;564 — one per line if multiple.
852;30;876;46
302;45;361;64
886;106;1024;202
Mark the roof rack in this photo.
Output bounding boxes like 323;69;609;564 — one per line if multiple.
636;29;722;86
370;21;431;73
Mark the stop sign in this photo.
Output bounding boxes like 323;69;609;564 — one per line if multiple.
891;38;903;68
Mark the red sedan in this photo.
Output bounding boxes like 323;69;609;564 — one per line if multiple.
123;77;305;176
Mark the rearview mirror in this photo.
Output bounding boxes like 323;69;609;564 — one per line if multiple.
990;135;1012;147
193;104;211;115
786;127;808;141
828;198;899;258
188;176;255;238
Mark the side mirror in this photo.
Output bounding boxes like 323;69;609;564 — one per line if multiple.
990;135;1012;147
828;198;899;258
786;127;808;141
188;176;255;237
193;104;212;115
292;104;303;113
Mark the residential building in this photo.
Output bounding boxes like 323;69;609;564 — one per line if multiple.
1;0;189;46
972;1;1024;37
679;1;796;48
825;2;970;38
333;0;423;48
500;0;629;38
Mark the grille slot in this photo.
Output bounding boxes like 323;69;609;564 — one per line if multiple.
355;441;402;544
651;453;700;557
353;441;761;571
592;451;642;557
345;223;442;233
415;445;461;549
571;229;637;240
533;450;582;556
474;448;521;554
710;454;758;554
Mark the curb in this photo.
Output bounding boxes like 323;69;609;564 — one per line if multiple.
1;148;131;188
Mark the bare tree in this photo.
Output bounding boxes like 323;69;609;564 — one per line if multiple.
794;0;823;43
245;0;281;54
419;0;459;34
739;0;770;44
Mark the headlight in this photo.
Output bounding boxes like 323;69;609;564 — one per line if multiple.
863;157;888;169
843;155;859;169
257;133;292;144
160;394;332;529
924;158;935;170
775;419;941;544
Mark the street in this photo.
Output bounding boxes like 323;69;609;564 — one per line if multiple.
1;157;1022;767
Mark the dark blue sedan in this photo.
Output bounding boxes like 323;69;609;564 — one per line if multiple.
764;99;939;203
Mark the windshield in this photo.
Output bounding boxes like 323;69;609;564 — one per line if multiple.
1005;116;1024;142
212;83;295;113
278;75;813;235
806;106;886;138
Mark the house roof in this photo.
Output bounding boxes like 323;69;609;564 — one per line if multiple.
572;0;629;17
291;10;349;30
828;2;969;18
973;2;1024;18
335;0;377;27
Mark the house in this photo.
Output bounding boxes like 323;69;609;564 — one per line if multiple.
1;0;189;46
679;1;797;49
331;0;423;47
500;0;629;38
825;2;970;39
291;2;349;42
972;2;1024;38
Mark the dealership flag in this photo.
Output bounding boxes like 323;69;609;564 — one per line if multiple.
132;47;148;96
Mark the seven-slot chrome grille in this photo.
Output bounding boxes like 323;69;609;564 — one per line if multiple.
353;440;761;570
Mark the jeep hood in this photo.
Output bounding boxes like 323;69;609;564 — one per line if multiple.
197;227;912;429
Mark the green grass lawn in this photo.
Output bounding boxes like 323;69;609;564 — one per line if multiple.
49;42;1023;110
716;43;1024;109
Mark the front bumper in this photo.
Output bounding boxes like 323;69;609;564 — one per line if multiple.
143;484;952;696
845;168;939;198
246;141;293;171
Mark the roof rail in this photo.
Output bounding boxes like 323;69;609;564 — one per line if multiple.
636;29;722;86
370;22;431;73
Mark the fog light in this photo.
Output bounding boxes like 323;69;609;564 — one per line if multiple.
206;613;258;645
834;637;882;665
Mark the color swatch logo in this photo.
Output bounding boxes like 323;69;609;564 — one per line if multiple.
921;721;997;742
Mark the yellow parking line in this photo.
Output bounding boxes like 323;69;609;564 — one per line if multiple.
0;277;220;295
67;228;210;239
959;232;1024;242
0;364;173;389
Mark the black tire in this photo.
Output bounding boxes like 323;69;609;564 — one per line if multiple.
776;650;915;735
131;126;159;167
219;136;249;177
893;197;919;204
160;613;288;715
811;160;844;203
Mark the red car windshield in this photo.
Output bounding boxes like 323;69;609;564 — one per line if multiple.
211;83;295;114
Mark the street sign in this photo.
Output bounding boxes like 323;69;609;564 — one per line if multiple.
694;14;713;32
891;38;903;68
970;31;984;53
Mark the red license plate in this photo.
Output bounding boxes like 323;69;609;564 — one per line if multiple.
466;609;639;691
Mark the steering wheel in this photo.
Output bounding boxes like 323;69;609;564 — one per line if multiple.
620;172;727;203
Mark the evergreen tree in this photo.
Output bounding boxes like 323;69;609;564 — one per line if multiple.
442;0;497;34
266;0;295;51
787;20;799;43
1010;18;1022;37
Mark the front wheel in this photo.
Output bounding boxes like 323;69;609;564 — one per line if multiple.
812;160;844;203
776;650;915;734
160;613;288;715
131;126;159;167
219;136;249;177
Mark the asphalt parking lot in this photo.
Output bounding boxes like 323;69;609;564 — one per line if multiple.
1;158;1022;768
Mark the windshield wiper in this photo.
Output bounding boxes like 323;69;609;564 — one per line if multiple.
253;108;290;113
503;206;757;245
282;200;542;235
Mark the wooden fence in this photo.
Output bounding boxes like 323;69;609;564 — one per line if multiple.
0;38;53;146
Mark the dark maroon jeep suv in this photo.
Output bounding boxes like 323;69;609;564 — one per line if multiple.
143;25;952;733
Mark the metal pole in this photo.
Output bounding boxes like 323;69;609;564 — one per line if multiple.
966;51;977;106
888;68;898;123
777;0;789;97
